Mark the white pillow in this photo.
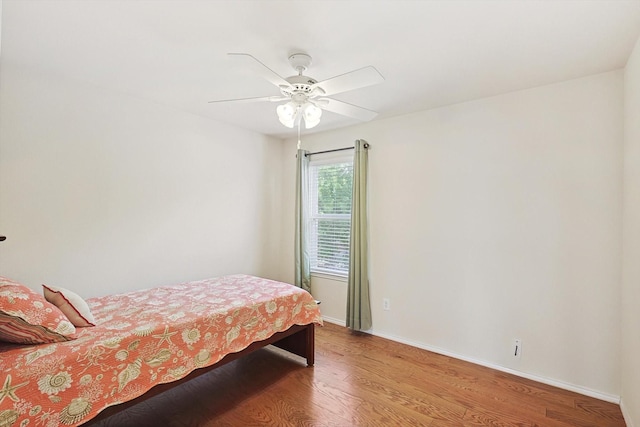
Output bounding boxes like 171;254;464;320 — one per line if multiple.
42;284;96;327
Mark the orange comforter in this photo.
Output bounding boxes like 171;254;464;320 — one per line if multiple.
0;275;322;426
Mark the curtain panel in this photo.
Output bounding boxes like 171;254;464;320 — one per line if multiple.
294;149;311;292
346;140;372;331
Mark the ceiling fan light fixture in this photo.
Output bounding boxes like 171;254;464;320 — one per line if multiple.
302;103;322;129
276;102;297;128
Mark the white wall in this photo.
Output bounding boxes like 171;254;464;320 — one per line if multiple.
0;1;3;58
281;71;623;399
0;63;284;297
622;35;640;427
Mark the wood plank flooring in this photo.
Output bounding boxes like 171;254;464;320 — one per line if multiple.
88;322;626;426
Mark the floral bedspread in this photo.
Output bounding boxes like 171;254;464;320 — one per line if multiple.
0;275;322;426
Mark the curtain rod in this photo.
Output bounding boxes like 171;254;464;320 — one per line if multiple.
304;141;369;157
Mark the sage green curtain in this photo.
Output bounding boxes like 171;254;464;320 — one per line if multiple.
346;140;372;331
294;149;311;292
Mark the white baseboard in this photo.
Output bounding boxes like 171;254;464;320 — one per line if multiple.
321;315;346;327
320;317;621;405
371;329;620;404
621;398;635;427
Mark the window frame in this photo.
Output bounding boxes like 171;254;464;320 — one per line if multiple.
307;152;354;278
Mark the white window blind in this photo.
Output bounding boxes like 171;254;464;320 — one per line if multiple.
309;157;353;276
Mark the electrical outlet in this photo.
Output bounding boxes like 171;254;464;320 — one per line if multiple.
383;298;390;311
513;339;522;359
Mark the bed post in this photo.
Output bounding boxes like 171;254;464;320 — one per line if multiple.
305;322;315;366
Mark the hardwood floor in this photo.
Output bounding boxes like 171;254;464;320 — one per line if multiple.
89;322;626;427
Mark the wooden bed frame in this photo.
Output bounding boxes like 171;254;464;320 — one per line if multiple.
83;322;315;425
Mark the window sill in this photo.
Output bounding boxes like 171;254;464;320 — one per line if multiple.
310;271;348;282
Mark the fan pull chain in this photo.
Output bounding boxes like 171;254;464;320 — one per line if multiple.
297;119;301;149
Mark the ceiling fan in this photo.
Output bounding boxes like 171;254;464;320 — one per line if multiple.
209;53;384;129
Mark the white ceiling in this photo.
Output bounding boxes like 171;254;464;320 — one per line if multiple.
2;0;640;139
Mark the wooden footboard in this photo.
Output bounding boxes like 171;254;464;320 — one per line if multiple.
84;323;315;425
272;322;315;366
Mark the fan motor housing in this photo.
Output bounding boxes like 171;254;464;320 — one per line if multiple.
280;75;321;98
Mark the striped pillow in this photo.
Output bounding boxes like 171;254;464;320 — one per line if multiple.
0;276;76;344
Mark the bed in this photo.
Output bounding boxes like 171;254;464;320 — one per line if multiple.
0;274;322;426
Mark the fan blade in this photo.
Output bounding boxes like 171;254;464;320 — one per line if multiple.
228;53;292;89
208;96;288;104
318;98;378;121
311;66;384;96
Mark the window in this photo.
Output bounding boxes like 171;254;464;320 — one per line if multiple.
309;155;353;276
